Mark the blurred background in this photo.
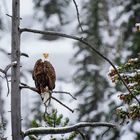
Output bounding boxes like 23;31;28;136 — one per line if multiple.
0;0;140;139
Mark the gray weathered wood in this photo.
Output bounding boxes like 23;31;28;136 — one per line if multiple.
11;0;22;139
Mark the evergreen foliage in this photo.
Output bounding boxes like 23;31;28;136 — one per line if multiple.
73;0;112;139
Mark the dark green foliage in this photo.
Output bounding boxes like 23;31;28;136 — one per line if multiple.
109;54;140;121
29;110;78;140
115;0;140;58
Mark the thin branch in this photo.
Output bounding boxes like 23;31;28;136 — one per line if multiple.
5;75;10;96
20;53;29;58
52;90;77;100
76;129;87;140
4;61;17;73
0;62;17;96
101;127;111;139
24;122;117;137
6;14;22;20
20;83;39;93
51;96;74;113
72;0;83;32
20;83;76;100
20;28;140;105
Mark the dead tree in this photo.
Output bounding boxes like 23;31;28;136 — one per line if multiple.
11;0;22;139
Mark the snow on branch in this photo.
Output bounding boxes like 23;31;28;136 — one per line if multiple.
20;28;140;104
24;122;117;137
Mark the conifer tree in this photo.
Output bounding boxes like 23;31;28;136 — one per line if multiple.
73;0;113;139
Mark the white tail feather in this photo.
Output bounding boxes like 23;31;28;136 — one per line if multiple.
41;91;50;106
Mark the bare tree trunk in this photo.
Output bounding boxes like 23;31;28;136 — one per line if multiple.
11;0;22;139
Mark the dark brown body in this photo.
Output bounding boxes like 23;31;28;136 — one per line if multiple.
32;59;56;93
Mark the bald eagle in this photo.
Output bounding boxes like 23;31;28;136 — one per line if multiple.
32;53;56;105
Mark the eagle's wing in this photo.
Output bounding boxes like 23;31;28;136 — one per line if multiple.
32;59;46;93
44;60;56;90
32;59;42;80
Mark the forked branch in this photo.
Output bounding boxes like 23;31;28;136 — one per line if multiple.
0;61;17;96
20;83;75;113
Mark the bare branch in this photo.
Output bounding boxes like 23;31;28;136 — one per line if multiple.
72;0;83;32
76;129;87;140
51;96;74;113
0;62;17;96
6;14;22;20
20;83;76;100
4;61;17;73
20;53;29;58
20;28;140;104
20;83;39;93
0;69;5;74
24;122;117;137
5;75;10;96
52;91;77;100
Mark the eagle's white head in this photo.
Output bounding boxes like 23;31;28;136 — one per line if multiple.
43;53;49;61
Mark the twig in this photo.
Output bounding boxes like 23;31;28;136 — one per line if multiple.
52;90;77;100
5;76;10;96
24;122;117;137
20;53;29;57
20;28;140;105
51;96;74;113
6;14;22;20
8;52;29;58
4;61;17;73
76;129;87;140
72;0;84;32
0;62;17;96
101;127;111;139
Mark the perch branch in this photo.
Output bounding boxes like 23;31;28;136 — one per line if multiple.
72;0;83;32
20;83;39;93
51;96;74;113
20;28;140;104
24;122;117;137
20;83;75;112
20;83;76;100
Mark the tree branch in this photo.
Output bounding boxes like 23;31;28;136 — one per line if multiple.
72;0;83;32
20;83;39;93
52;91;77;100
51;96;74;113
20;83;76;100
20;83;75;113
0;62;17;96
20;28;140;104
24;122;117;137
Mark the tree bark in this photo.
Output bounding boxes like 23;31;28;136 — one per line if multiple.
11;0;22;139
